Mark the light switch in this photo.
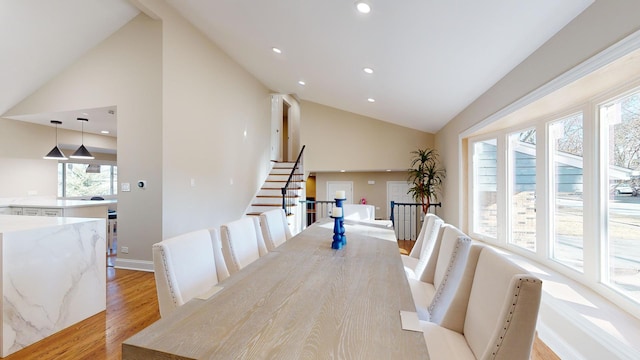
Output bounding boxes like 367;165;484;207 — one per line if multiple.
121;182;131;192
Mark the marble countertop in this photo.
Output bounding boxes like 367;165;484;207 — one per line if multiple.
0;199;117;209
0;214;103;233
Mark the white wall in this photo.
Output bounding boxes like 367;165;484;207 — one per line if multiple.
4;14;163;267
301;100;434;172
148;0;272;238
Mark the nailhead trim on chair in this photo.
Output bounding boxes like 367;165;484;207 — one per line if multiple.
222;227;241;272
156;245;180;307
427;236;470;315
490;277;542;359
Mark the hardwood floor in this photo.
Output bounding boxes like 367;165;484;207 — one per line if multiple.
4;247;560;359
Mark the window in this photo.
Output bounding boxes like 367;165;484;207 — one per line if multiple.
58;162;118;198
508;128;537;251
550;113;584;271
601;91;640;303
472;139;498;238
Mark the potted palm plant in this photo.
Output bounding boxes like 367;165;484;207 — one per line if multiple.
407;148;446;214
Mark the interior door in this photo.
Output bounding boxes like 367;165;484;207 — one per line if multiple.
327;181;353;203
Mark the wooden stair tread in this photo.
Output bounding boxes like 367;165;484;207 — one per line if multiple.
247;211;296;217
252;203;294;207
262;187;303;190
264;180;304;183
257;195;300;198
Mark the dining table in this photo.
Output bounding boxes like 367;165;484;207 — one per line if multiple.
122;218;430;359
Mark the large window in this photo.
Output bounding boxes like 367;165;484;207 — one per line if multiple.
508;128;537;252
58;162;118;198
469;85;640;310
601;91;640;303
550;113;584;271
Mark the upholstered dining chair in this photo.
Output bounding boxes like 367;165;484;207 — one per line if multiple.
259;208;293;251
220;216;268;274
402;213;444;280
420;247;542;360
152;228;228;318
342;204;375;220
408;224;472;320
406;213;440;259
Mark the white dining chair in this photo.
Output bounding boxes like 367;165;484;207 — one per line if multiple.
259;208;293;251
402;213;443;280
408;224;472;320
420;247;542;360
406;213;440;259
220;216;268;274
152;228;228;318
342;204;375;220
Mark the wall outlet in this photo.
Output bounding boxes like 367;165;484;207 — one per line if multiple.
121;246;129;254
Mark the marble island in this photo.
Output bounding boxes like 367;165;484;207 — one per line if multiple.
0;215;106;357
0;198;116;218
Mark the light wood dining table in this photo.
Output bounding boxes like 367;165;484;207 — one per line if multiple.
122;219;430;359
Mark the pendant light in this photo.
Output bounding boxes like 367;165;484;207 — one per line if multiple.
70;117;94;159
43;120;68;160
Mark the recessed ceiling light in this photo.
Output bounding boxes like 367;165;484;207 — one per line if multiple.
355;1;371;14
340;170;346;173
386;169;392;172
272;47;282;54
101;130;110;134
367;98;376;103
298;80;306;86
363;67;374;74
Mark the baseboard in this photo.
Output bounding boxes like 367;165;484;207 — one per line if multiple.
114;258;154;272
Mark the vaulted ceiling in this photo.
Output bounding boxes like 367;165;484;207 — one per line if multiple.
1;0;594;135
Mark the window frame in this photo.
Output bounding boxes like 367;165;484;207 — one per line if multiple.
467;92;640;318
58;160;118;199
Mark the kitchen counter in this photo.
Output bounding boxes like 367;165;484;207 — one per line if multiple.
0;198;115;218
6;199;116;208
0;215;106;357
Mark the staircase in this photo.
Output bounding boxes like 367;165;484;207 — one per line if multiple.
247;146;306;233
246;161;305;233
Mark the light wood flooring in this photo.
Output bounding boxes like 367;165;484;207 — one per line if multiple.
5;249;559;359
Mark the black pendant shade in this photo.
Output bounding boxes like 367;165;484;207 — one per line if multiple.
70;117;94;159
71;144;94;159
43;120;68;160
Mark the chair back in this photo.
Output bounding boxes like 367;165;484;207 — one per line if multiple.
342;204;375;220
408;213;440;259
420;224;461;284
464;247;542;360
412;217;444;279
432;225;469;289
221;217;268;274
259;209;293;251
152;229;225;317
428;242;484;333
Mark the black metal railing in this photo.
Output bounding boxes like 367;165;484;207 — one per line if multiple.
281;145;305;215
390;201;441;241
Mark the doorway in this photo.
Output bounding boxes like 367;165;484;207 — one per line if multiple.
282;101;290;161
